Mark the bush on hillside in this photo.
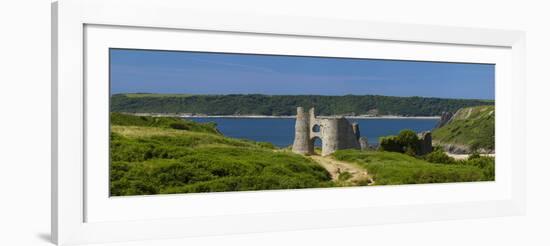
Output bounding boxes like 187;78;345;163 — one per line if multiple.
379;129;421;156
424;149;455;164
459;155;495;180
379;136;402;152
396;130;420;147
468;152;481;160
169;122;189;130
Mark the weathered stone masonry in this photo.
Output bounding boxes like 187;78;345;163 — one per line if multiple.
292;107;361;156
417;131;433;155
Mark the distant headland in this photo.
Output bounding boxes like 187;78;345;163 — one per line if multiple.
111;93;493;117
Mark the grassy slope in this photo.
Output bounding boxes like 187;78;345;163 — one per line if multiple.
333;149;494;185
110;113;495;195
111;112;219;134
432;105;495;151
110;113;332;196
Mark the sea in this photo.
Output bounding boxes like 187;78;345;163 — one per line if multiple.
187;117;439;148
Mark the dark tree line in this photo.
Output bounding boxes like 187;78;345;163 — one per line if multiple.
111;94;493;116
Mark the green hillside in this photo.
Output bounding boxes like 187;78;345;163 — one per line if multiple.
109;112;495;196
109;113;332;196
110;112;219;134
111;93;493;117
432;105;495;151
333;149;494;185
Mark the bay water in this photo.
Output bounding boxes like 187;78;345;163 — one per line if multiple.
188;117;438;148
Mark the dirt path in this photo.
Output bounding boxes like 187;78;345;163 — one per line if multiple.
447;153;496;160
310;155;373;185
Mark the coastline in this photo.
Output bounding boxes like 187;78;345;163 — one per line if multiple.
127;112;441;120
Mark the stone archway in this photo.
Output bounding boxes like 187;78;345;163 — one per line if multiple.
311;136;323;155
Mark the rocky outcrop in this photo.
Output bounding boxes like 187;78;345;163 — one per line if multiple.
435;142;494;155
436;111;454;128
434;142;470;154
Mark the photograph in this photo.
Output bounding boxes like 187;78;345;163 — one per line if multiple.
109;48;495;196
4;0;541;245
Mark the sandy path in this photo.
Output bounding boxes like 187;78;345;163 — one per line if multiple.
447;153;495;160
310;155;373;185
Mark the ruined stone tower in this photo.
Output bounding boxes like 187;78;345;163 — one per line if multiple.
292;107;313;155
292;107;362;156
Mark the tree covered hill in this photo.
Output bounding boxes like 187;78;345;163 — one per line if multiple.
111;93;493;116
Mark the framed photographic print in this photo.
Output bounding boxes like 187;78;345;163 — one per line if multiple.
52;0;526;245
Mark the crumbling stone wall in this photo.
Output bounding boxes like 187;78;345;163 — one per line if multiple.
417;131;433;155
292;107;361;156
359;137;369;151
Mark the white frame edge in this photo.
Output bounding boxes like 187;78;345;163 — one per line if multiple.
52;0;526;245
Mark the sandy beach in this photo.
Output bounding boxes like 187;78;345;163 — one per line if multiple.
447;153;496;160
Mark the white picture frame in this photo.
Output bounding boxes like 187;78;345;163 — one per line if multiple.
52;0;526;245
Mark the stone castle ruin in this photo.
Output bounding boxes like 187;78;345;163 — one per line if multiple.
292;107;362;156
291;107;433;156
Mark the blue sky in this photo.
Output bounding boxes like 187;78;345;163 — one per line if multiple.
110;49;495;100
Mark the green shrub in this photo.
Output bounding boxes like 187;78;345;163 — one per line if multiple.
169;122;189;130
379;129;420;156
424;149;455;164
404;147;416;156
396;130;420;147
379;136;402;152
459;156;495;180
398;130;420;155
468;152;481;160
